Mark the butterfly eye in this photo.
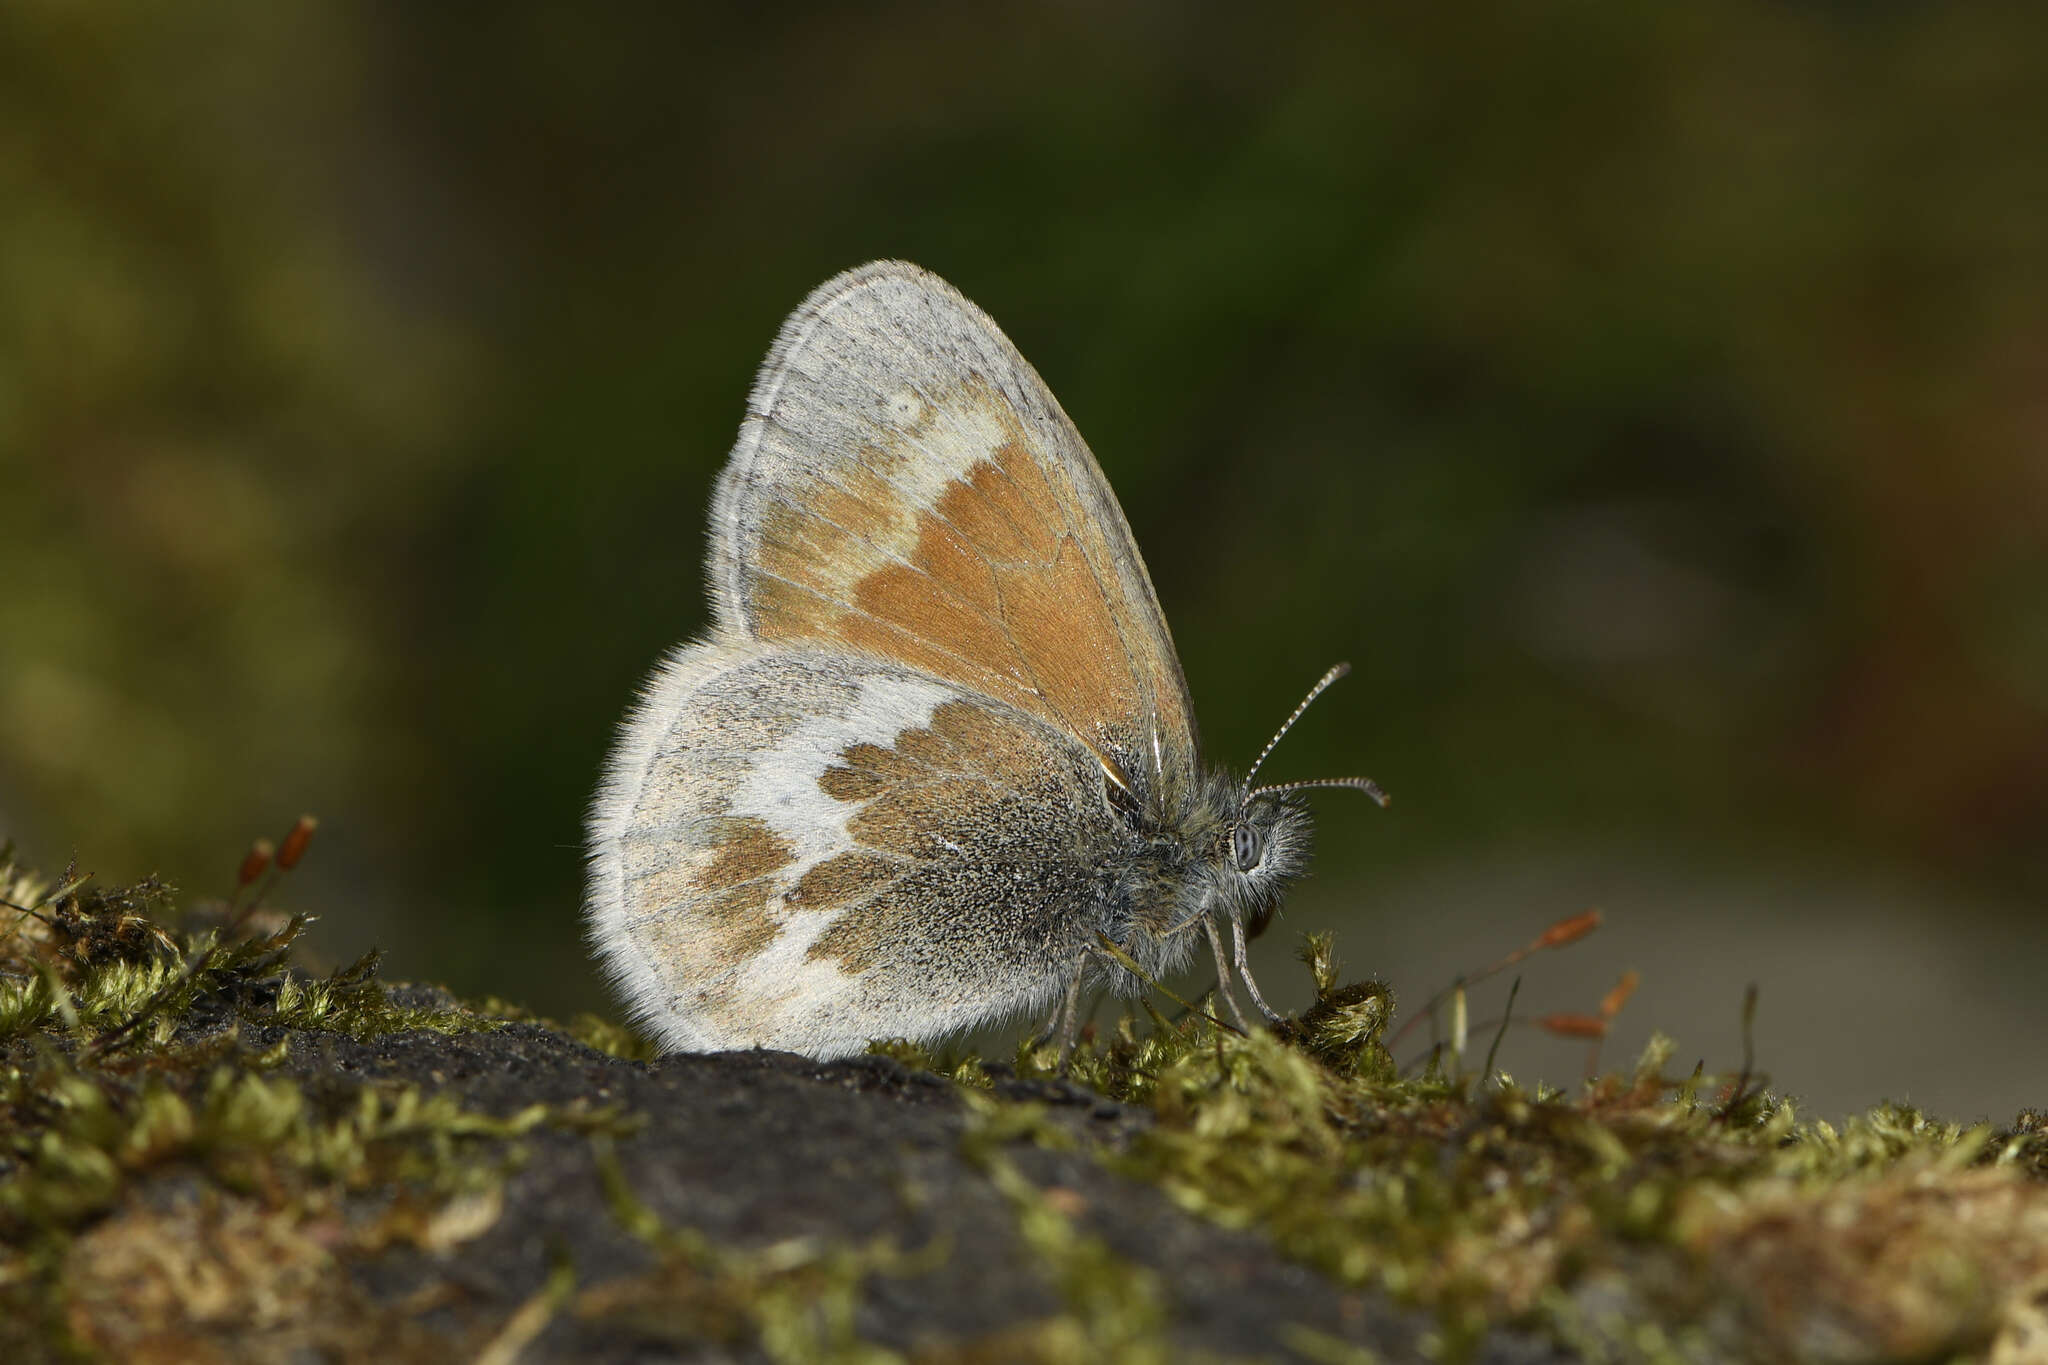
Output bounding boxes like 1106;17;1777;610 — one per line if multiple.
1232;823;1263;872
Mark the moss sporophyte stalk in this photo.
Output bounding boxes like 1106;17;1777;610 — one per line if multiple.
4;846;2046;1362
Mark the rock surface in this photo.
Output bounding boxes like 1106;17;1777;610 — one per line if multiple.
238;989;1561;1362
6;874;2044;1363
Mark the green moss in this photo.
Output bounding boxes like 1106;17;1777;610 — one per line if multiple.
1;843;495;1058
866;1036;995;1089
6;849;2045;1362
4;1060;524;1235
264;950;497;1039
0;851;630;1362
943;933;2048;1362
460;992;659;1061
0;1044;618;1361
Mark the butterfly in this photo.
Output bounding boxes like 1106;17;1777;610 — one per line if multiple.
586;261;1385;1060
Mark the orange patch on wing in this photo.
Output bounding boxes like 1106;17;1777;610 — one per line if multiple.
895;717;969;767
756;494;888;603
810;909;894;974
852;775;992;857
632;881;775;972
787;851;897;910
840;738;934;779
999;537;1134;729
821;698;1044;820
749;458;933;621
696;882;776;931
738;374;1186;792
817;764;887;803
911;515;1003;614
848;558;1019;676
834;612;1008;699
929;445;1139;748
813;447;1141;758
699;817;794;891
927;698;1044;768
933;449;1054;564
818;726;959;805
751;574;840;640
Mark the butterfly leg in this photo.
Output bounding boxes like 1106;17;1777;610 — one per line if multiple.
1231;915;1285;1023
1028;986;1067;1047
1204;916;1252;1031
1053;958;1086;1074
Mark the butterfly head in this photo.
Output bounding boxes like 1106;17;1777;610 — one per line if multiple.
1213;783;1315;922
1201;662;1390;934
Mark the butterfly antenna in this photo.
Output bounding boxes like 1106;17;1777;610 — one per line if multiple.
1241;662;1352;799
1246;775;1390;808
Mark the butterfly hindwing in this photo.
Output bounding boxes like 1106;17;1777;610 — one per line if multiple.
588;640;1125;1057
710;261;1198;814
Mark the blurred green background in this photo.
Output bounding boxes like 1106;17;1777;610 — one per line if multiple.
4;3;2044;1119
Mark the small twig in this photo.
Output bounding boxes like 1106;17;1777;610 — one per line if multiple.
1480;976;1521;1086
1390;910;1602;1049
3;898;54;931
5;872;95;928
1718;982;1761;1122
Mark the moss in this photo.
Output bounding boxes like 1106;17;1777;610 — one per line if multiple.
0;850;633;1363
867;1036;995;1089
261;950;496;1039
460;992;660;1062
0;1046;603;1362
948;933;2048;1362
6;848;2045;1362
1;846;490;1055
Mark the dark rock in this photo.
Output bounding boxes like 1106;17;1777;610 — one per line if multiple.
248;1013;1562;1363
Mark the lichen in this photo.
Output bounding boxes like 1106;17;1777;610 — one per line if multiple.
573;1103;1197;1364
955;1094;1179;1363
577;1135;935;1363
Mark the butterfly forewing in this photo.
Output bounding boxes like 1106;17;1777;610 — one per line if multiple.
589;641;1126;1057
710;261;1197;812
